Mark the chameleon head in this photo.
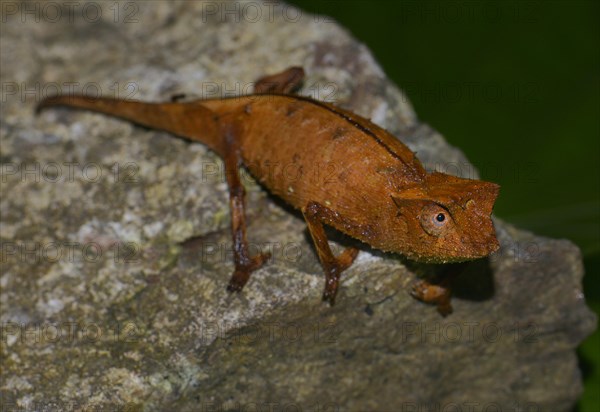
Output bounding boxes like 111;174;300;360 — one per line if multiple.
390;172;500;263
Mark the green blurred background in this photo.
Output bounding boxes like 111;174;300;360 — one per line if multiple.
289;0;599;410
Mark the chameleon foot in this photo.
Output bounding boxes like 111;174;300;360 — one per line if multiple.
226;252;271;292
411;279;453;316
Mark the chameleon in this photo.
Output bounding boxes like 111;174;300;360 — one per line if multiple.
36;67;500;314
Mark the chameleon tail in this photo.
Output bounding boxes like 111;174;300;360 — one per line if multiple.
36;95;221;152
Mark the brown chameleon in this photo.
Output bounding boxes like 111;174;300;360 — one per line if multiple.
37;67;500;314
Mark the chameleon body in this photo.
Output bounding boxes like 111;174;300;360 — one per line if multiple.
37;67;499;313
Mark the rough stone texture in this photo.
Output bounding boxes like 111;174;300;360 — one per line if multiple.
0;1;596;411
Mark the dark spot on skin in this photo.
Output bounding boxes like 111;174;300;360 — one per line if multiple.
286;102;302;117
337;169;349;182
332;126;347;139
292;153;300;162
244;104;252;114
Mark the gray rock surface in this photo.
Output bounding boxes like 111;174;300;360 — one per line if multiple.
0;1;596;411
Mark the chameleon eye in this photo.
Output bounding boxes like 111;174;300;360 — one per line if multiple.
420;204;450;236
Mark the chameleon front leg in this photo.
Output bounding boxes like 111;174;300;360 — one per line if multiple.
302;201;359;305
220;124;271;293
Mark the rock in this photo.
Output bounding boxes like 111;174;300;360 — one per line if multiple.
0;1;595;411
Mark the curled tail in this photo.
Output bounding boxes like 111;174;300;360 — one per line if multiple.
37;95;222;153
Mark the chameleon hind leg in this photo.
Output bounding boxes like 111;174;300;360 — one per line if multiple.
220;66;304;292
302;201;359;305
220;123;271;293
411;280;453;316
411;265;463;316
170;66;304;102
254;67;305;94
